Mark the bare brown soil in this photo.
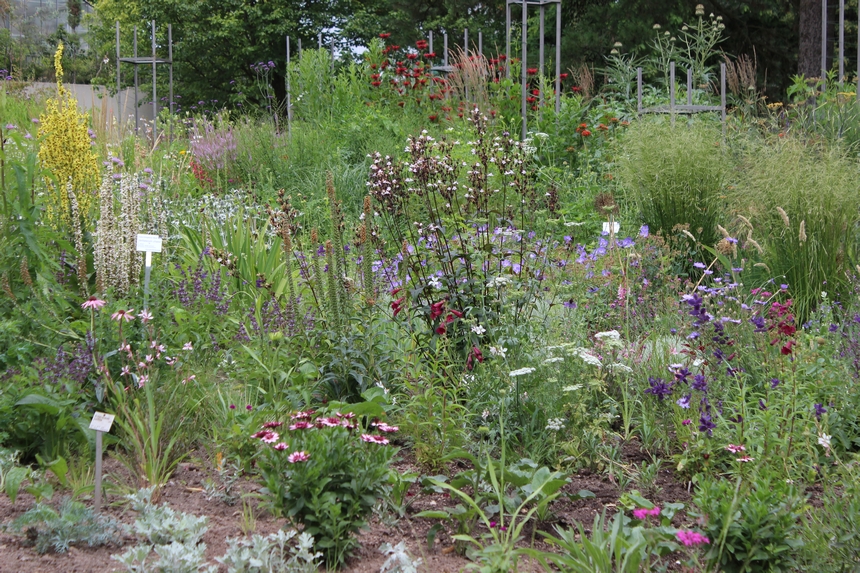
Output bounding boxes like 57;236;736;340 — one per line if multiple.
0;441;693;573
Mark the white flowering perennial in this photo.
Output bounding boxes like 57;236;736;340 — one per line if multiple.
543;357;564;364
545;417;565;431
487;276;511;288
595;330;624;348
489;346;508;358
569;347;602;368
608;363;634;374
509;367;536;377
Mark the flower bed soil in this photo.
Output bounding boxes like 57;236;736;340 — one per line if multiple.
0;441;693;573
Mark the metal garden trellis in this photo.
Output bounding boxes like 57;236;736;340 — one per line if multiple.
115;20;174;142
820;0;860;97
636;62;727;138
505;0;562;140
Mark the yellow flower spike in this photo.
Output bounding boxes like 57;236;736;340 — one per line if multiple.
37;42;100;228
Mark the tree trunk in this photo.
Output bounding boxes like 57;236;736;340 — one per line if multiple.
798;0;823;77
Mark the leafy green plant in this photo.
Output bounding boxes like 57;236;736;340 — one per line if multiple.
109;375;188;497
255;407;396;568
9;496;122;554
531;510;646;573
417;446;567;571
692;474;806;572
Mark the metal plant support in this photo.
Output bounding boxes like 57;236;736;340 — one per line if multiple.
505;0;562;140
116;20;174;142
819;0;859;97
636;62;727;138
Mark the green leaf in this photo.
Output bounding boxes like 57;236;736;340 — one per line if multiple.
5;466;30;504
415;510;450;519
15;394;61;415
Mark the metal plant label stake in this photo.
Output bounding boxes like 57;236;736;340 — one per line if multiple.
136;233;162;310
89;412;115;512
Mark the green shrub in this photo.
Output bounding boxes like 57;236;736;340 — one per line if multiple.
692;474;806;572
256;409;396;568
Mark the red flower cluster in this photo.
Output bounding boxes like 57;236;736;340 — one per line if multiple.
466;346;484;371
526;67;538;75
390;288;406;317
379;33;391;39
415;39;428;50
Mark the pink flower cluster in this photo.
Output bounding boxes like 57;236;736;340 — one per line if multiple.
725;444;745;453
632;506;661;520
676;529;710;546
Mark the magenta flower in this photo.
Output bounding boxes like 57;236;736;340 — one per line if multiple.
288;450;310;463
261;431;279;443
291;410;315;419
273;442;288;451
632;506;661;520
361;434;390;445
725;444;746;454
676;529;710;546
736;455;754;462
81;296;107;310
111;308;135;322
289;421;312;430
318;417;341;427
262;421;283;429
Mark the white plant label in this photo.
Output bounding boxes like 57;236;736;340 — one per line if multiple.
602;222;620;234
135;234;163;253
89;412;115;433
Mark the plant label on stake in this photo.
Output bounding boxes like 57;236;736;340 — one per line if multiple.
89;412;115;512
136;234;162;310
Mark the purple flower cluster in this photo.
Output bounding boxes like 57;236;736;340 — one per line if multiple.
172;255;230;315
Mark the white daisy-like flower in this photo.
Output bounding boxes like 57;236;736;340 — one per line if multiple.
471;324;487;335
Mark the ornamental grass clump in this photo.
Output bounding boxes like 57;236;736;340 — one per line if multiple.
729;138;860;321
615;120;728;263
38;43;99;227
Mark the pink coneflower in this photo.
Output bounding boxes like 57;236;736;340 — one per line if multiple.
289;421;312;430
318;417;341;427
81;296;106;310
112;309;135;322
261;431;279;444
262;421;283;429
725;444;746;453
676;529;709;546
273;442;288;451
138;309;153;322
288;450;310;463
361;434;390;445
